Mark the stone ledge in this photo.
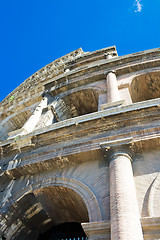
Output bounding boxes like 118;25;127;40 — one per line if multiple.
81;218;160;240
100;100;125;110
1;47;159;109
45;56;160;93
141;217;160;239
82;221;110;240
1;97;160;148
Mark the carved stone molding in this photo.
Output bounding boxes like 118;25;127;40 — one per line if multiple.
82;221;110;240
100;137;134;163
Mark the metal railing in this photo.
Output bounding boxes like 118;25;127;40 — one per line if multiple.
61;238;88;240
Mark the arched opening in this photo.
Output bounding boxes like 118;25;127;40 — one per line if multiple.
34;186;89;239
130;72;160;103
63;89;98;117
52;89;99;121
34;186;89;225
0;110;32;141
1;186;89;239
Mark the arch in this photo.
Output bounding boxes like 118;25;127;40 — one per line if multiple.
129;71;160;103
33;186;89;225
60;89;99;118
49;88;99;121
2;177;102;223
0;177;102;239
32;177;102;222
147;173;160;217
141;172;160;217
0;110;32;141
57;85;103;99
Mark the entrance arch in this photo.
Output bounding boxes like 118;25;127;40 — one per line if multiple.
31;177;102;222
34;185;89;225
0;177;102;239
34;185;89;240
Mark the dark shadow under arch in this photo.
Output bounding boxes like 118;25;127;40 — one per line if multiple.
38;222;87;240
34;186;89;226
64;89;98;117
52;89;99;121
130;72;160;103
0;185;89;240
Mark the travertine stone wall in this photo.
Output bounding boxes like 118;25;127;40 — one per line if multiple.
133;150;160;218
0;46;160;239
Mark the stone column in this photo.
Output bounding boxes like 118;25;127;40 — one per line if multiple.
106;71;120;103
8;94;51;139
99;51;125;110
105;52;120;104
100;70;125;110
22;93;50;134
101;139;144;240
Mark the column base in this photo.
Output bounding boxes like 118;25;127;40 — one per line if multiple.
100;100;125;110
8;127;27;139
82;221;110;240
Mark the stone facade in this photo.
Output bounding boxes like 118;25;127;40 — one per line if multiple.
0;46;160;239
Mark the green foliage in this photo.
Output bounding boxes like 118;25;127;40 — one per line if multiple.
9;96;15;102
14;136;20;141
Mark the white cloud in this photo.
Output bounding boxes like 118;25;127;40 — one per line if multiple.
134;0;143;12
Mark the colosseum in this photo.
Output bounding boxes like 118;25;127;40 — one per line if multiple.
0;46;160;240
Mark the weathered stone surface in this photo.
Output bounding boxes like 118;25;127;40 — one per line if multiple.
0;46;160;239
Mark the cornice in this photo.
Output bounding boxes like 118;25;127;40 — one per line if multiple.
0;47;116;106
45;56;160;95
1;47;159;109
0;99;160;178
1;98;160;148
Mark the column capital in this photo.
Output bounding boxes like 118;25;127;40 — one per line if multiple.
100;137;133;148
100;137;134;163
104;70;117;76
42;90;52;98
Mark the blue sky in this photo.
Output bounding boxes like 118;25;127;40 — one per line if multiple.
0;0;160;102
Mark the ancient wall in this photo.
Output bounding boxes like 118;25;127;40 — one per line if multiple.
0;46;160;239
